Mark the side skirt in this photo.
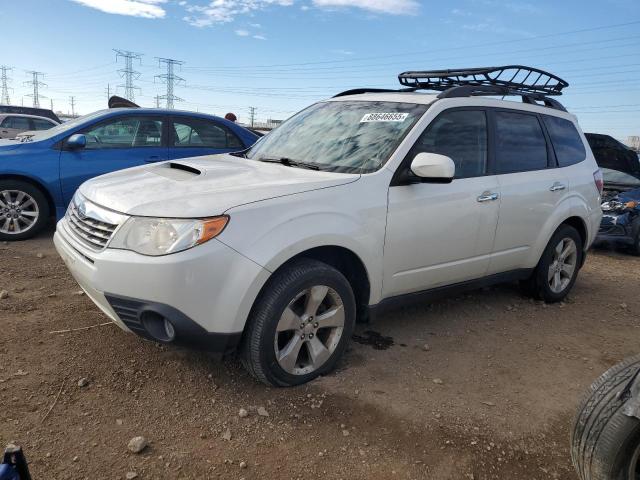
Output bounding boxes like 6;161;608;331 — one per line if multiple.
368;268;534;321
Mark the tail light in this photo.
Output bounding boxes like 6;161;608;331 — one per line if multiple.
593;169;604;195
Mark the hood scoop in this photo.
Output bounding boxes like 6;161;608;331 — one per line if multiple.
152;162;202;181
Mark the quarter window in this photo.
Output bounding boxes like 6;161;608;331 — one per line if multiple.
542;116;586;167
409;110;488;179
495;111;548;174
172;118;243;149
83;117;163;149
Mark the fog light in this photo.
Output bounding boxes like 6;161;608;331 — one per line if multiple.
163;318;175;341
140;311;176;342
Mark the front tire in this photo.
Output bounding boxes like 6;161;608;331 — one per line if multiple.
241;259;356;387
0;180;50;241
571;355;640;480
520;224;583;302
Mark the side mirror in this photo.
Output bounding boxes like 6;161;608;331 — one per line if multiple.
67;134;87;150
410;152;455;183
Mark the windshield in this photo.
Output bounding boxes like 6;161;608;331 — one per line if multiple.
602;167;640;187
22;110;108;141
246;100;429;173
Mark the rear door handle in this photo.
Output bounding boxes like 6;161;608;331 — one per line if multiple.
477;192;499;202
549;182;567;192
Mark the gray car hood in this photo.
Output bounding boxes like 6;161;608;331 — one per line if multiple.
80;154;360;217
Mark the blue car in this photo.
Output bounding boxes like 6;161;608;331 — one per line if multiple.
0;108;259;240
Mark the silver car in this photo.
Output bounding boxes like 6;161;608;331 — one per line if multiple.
0;113;59;139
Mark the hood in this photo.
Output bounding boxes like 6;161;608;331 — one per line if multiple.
80;154;360;217
0;139;25;152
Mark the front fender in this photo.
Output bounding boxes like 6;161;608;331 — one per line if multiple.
219;177;389;305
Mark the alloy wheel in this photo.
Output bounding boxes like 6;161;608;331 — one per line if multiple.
0;190;40;235
274;285;345;376
548;237;577;294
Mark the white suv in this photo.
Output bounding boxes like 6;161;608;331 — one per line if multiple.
54;67;603;386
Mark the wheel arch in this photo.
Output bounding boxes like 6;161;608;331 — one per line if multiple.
561;215;588;251
0;173;55;218
256;245;372;323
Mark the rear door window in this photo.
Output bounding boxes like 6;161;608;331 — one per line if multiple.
542;116;586;167
494;111;548;174
2;116;31;130
32;118;55;130
172;117;243;149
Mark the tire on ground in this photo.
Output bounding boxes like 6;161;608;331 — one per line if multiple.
0;179;50;241
571;354;640;480
520;223;583;303
240;258;356;387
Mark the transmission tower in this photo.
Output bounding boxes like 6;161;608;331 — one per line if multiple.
0;66;12;105
248;106;256;128
114;49;143;102
24;71;46;108
155;58;185;109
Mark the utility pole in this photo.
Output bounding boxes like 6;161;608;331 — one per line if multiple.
50;99;54;111
155;58;184;109
105;83;111;101
24;71;46;108
155;94;161;108
248;106;256;128
70;96;76;117
114;49;143;102
0;66;12;105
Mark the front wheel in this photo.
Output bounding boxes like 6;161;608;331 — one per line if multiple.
241;259;356;387
0;180;50;241
520;224;583;302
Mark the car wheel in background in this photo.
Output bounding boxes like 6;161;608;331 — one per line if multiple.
241;258;356;387
571;354;640;480
0;180;49;241
520;224;583;303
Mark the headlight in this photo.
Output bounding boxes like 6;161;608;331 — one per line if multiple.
109;216;229;256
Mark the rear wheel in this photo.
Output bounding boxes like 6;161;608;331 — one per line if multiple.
520;224;583;302
241;259;356;387
0;180;49;241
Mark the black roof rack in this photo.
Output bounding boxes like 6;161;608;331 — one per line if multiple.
398;65;568;96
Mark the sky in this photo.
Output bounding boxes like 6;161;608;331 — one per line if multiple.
1;0;639;141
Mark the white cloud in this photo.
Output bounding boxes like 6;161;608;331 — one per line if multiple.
253;34;267;39
182;0;294;26
312;0;418;15
235;28;250;35
70;0;166;18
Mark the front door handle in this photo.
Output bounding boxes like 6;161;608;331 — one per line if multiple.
549;182;567;192
477;192;499;202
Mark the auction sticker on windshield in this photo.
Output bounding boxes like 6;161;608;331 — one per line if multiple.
360;113;409;123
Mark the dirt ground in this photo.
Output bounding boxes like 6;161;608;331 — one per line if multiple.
2;227;640;480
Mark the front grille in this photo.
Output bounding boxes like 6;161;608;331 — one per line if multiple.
66;201;118;250
598;225;626;236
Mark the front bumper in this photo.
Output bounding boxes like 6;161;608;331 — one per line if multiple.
595;213;635;246
54;218;270;353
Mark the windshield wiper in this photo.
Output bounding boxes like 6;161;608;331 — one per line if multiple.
259;156;320;170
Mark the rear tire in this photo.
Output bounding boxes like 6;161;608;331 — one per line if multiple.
571;354;640;480
0;180;50;241
520;224;583;303
241;259;356;387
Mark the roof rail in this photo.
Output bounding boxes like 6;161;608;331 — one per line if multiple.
332;87;417;98
398;66;568;96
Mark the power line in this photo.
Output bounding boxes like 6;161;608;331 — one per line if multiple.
0;66;12;105
114;49;143;102
24;71;46;108
155;57;185;109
